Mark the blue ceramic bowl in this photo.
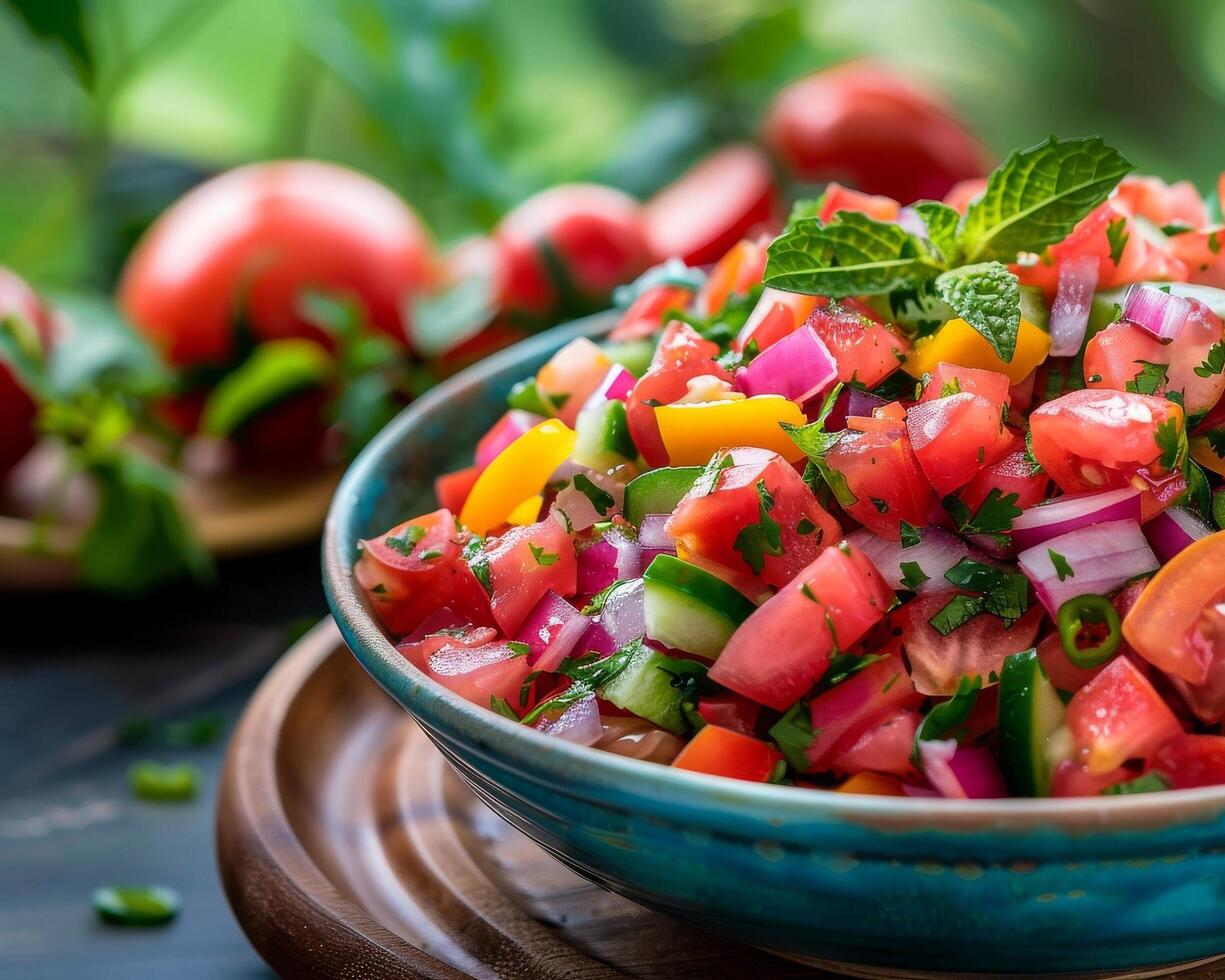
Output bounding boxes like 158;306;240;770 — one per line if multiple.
324;313;1225;977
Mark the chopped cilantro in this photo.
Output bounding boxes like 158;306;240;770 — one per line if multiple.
800;582;819;603
929;594;986;636
733;480;784;574
1194;341;1225;378
1105;216;1129;266
769;701;815;772
795;517;817;536
1208;430;1225;459
693;450;734;496
384;524;426;556
417;549;443;561
1154;416;1185;471
899;560;929;590
573;473;615;515
940;377;963;397
506;641;531;657
943;557;1029;624
1023;427;1044;475
1102;772;1170;795
528;542;560;566
463;536;492;595
1125;360;1169;395
582;579;627;616
870;496;890;514
824;651;889;687
489;695;520;720
1048;549;1074;582
912;674;983;762
899;520;921;548
1087;373;1103;383
520;639;645;725
943;488;1023;541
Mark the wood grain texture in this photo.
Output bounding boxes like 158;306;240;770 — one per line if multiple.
217;621;1225;980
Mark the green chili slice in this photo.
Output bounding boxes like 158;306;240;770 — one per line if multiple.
1056;594;1121;668
91;886;181;926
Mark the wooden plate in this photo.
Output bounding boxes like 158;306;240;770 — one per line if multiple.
216;622;1225;980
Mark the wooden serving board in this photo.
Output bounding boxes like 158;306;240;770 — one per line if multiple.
216;622;1225;980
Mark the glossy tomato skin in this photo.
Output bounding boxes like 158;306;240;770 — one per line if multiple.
823;422;934;540
956;438;1049;516
1147;734;1225;789
666;446;841;590
484;518;577;635
906;392;1014;496
0;268;52;476
356;509;494;636
626;321;728;466
734;288;820;353
396;624;498;671
120;161;435;367
1028;389;1184;493
495;183;651;321
696;691;761;737
828;707;921;779
421;638;535;708
644;145;780;267
803;301;910;386
761;61;988;203
709;542;894;710
817;183;900;223
920;362;1011;406
535;337;612;427
1065;656;1182;774
671;724;783;782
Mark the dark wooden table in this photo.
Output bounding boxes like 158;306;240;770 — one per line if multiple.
0;544;328;979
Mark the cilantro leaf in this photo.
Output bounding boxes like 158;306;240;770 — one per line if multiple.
943;488;1023;538
959;136;1134;263
823;651;889;688
912;674;983;762
385;524;426;556
1102;772;1170;795
1125;360;1169;395
1106;216;1130;266
943;557;1029;624
933;261;1022;361
582;579;628;616
1194;341;1225;379
1154;416;1185;471
929;594;985;636
899;560;929;590
528;542;560;567
899;520;921;548
733;480;783;574
763;211;942;297
769;701;815;772
1048;549;1075;582
572;473;615;516
463;536;492;595
489;695;520;721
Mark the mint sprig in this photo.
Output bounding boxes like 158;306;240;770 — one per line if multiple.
934;262;1022;361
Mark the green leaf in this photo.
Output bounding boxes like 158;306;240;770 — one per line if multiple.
43;292;172;399
942;557;1029;624
528;542;559;567
933;261;1022;362
1125;360;1169;395
769;701;815;772
0;314;49;400
943;488;1023;538
784;197;822;232
1102;771;1170;795
1194;341;1225;379
201;339;333;437
1048;549;1075;582
1154;416;1185;471
763;212;941;297
489;695;520;721
929;594;985;636
959;136;1133;263
913;674;983;760
733;479;783;574
1106;217;1130;266
573;473;615;516
899;560;929;590
3;0;94;87
581;579;628;616
899;520;921;548
912;200;962;262
127;761;200;802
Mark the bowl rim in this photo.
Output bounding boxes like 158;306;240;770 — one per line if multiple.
323;314;1225;833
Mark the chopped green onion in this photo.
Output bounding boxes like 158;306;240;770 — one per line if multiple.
1056;594;1121;668
91;886;181;926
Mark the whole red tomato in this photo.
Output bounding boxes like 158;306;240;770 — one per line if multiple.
761;61;989;203
0;268;53;477
494;183;650;322
119;161;436;368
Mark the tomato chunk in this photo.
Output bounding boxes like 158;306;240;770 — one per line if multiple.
709;542;894;710
697;236;769;318
803;301;910;387
1147;734;1225;789
1065;657;1181;774
829;708;921;778
822;424;935;540
435;465;481;514
423;639;534;708
671;724;783;782
696;692;761;737
957;438;1048;515
484;519;577;635
906;392;1014;496
920;362;1011;406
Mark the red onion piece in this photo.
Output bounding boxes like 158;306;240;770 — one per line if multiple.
609;528;644;579
734;324;838;403
1010;487;1141;552
916;739;964;798
580;621;617;657
844;527;976;594
533;694;603;745
599;578;646;646
1144;506;1215;563
1123;283;1193;343
1017;518;1159;616
552;470;624;533
576;538;618;594
637;514;675;550
917;739;1007;799
514;590;592;672
583;364;636;411
475;409;545;469
846;387;888;420
1048;254;1098;357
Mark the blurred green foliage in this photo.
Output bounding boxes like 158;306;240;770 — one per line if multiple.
3;0;1225;293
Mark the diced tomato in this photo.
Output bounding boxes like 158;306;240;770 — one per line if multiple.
920;362;1011;406
1116;175;1209;229
836;771;907;795
1027;389;1184;494
906;392;1014;496
944;177;987;214
1050;759;1130;797
1036;633;1110;695
831;707;922;779
356;509;493;636
1083;304;1225;417
1065;657;1182;774
484;519;577;635
709;542;894;710
893;592;1044;696
536;337;612;426
734;288;822;353
626;321;730;466
396;624;499;671
435;465;481;514
696;692;761;737
817;182;901;223
957;438;1049;515
671;724;783;782
666;446;841;589
422;639;534;707
608;283;693;342
803;301;910;387
1147;734;1225;789
696;236;770;318
808;660;922;773
822;424;935;540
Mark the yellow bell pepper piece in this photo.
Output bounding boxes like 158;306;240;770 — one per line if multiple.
904;318;1050;384
655;395;807;466
506;495;544;526
1190;436;1225;477
460;419;576;534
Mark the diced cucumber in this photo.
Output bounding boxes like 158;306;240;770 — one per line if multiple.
1018;285;1049;330
642;554;756;660
997;648;1066;797
624;466;702;526
572;399;636;470
597;643;687;734
600;339;655;378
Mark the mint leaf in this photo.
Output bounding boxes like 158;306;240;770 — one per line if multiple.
784;197;822;232
933;261;1022;361
959;136;1133;263
764;212;941;297
912;200;962;262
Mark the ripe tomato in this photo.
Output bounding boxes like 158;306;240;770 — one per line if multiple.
397;624;498;671
484;518;577;635
495;183;650;320
829;708;921;779
608;283;693;342
1027;389;1184;493
709;542;894;710
421;637;535;708
734;288;821;353
957;440;1049;516
671;724;783;782
919;362;1011;406
1050;759;1130;797
696;691;761;736
805;651;922;772
666;446;841;589
1147;734;1225;789
1083;303;1225;417
626;321;728;467
817;182;900;223
644;145;780;266
0;268;52;476
120;161;435;367
356;508;493;636
435;465;481;514
803;301;910;386
761;61;987;203
535;337;613;427
697;236;769;318
1065;656;1182;773
906;392;1014;496
822;422;935;540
